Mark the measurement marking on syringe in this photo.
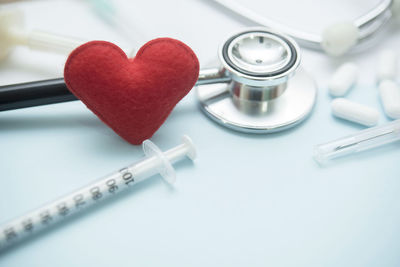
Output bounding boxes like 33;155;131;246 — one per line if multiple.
90;187;103;200
4;227;17;241
1;169;136;245
40;211;52;224
22;219;33;232
57;202;69;216
106;179;118;193
74;194;85;208
0;136;195;250
0;167;140;250
120;168;134;185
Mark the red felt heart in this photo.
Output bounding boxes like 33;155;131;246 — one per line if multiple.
64;38;199;144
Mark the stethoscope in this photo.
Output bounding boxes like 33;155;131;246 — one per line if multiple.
0;28;316;133
196;28;316;133
212;0;399;56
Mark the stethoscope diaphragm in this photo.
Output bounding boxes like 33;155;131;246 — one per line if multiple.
196;28;317;133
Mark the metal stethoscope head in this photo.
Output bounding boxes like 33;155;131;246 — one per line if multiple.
220;29;299;87
196;28;317;133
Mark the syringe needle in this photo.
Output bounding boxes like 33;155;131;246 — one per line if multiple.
333;130;395;151
314;120;400;164
334;142;358;151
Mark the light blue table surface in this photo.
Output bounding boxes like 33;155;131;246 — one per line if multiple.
0;1;399;266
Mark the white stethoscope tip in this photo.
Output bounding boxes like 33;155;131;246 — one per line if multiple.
0;8;24;59
0;8;84;60
321;21;359;57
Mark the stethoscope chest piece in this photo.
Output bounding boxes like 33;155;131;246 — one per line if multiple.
196;28;317;133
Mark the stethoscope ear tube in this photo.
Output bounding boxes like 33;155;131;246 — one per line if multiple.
0;67;226;112
0;78;76;111
211;0;394;56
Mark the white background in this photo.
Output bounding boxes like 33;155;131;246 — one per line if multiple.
0;0;399;266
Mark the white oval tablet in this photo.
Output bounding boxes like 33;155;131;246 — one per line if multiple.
379;80;400;119
377;50;398;82
331;98;379;126
329;62;358;97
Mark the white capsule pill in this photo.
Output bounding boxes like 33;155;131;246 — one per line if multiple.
377;50;398;82
331;98;379;126
379;80;400;119
328;62;358;97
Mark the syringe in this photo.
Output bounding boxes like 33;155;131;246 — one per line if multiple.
314;120;400;164
0;135;196;251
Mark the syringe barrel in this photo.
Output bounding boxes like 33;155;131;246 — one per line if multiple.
0;136;195;251
0;156;161;251
314;120;400;164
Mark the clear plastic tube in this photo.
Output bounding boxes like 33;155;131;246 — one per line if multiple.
314;120;400;164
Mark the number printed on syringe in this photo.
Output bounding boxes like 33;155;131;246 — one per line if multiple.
0;135;196;251
0;167;136;248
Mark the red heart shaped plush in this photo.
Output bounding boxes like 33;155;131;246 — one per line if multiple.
64;38;199;144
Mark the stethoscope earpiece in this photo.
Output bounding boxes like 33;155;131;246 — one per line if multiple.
0;9;23;60
212;0;395;56
0;8;83;60
321;22;359;57
196;28;317;133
